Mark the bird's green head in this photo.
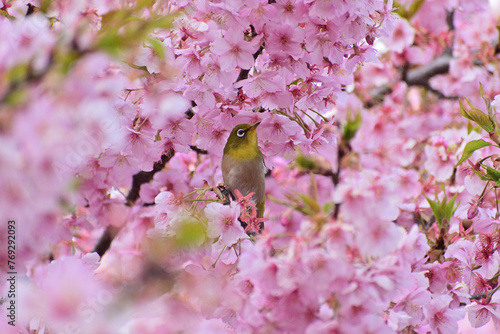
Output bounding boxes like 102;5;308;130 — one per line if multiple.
223;122;262;160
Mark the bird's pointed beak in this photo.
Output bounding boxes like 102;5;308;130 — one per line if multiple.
249;122;261;131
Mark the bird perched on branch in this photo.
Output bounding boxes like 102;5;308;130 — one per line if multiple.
221;122;266;219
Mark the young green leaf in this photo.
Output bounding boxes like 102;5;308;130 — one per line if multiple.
444;193;458;223
424;194;442;226
298;194;321;215
146;37;165;59
343;113;362;142
423;192;459;227
469;108;494;132
483;165;500;182
408;0;425;19
455;139;493;167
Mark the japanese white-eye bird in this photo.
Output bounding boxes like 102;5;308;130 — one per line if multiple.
221;122;266;218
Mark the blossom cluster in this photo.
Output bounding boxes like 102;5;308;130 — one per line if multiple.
1;0;500;333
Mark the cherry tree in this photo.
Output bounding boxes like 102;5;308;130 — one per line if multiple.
1;0;500;333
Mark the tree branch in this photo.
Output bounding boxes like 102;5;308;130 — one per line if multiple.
126;151;174;204
92;150;174;257
190;145;208;154
366;10;457;106
404;52;452;87
365;51;456;108
92;225;120;258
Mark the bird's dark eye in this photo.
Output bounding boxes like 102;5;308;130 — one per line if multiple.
236;129;245;137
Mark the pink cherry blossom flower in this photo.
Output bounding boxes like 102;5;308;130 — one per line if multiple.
471;273;492;296
5;0;500;332
424;261;462;294
265;24;305;60
195;115;229;155
392;287;432;328
445;239;476;285
20;256;104;327
201;54;240;88
125;121;163;170
424;295;465;334
239;2;277;31
239;213;267;234
236;70;285;98
474;239;500;279
98;149;139;186
424;134;460;182
184;81;217;109
210;30;260;71
205;202;246;246
304;22;344;65
273;0;308;25
466;299;500;329
381;17;415;53
153;191;186;234
492;94;500;111
355;219;405;257
176;46;204;79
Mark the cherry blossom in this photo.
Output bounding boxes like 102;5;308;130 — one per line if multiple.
4;0;500;333
205;202;246;246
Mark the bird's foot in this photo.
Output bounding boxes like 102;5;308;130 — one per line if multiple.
216;183;233;204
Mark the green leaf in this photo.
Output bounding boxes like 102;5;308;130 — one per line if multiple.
298;194;321;215
6;64;29;83
393;0;425;19
323;201;334;214
38;0;53;13
296;153;317;170
423;191;459;227
94;33;124;56
175;218;206;247
466;122;481;134
464;97;474;109
456;139;493;167
460;98;495;132
148;15;174;29
392;1;407;18
459;99;471;120
444;193;458;222
424;194;442;225
478;83;495;117
146;37;165;59
4;88;27;106
100;9;130;31
124;61;150;73
0;9;16;19
408;0;425;19
482;82;500;136
472;167;488;181
483;165;500;182
471;108;494;132
135;0;155;10
343;113;362;142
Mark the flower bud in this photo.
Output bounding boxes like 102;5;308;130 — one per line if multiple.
491;154;500;169
467;202;479;219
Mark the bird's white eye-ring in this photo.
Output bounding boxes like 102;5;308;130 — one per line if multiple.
236;129;245;137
